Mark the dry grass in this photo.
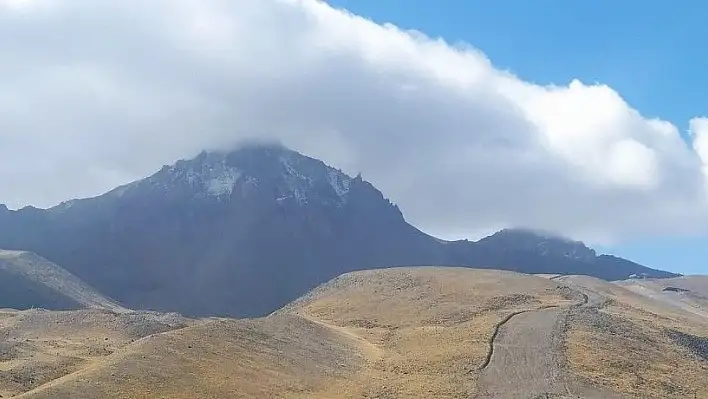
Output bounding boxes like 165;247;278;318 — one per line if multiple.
4;267;575;399
0;309;191;398
564;277;708;398
17;315;366;399
286;267;577;398
5;267;708;398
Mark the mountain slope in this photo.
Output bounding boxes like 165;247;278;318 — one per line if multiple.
0;308;192;398
0;145;442;317
449;228;679;280
10;267;708;398
0;144;677;317
555;274;708;398
12;268;584;399
0;250;126;312
616;275;708;319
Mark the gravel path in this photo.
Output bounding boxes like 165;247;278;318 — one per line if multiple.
476;307;571;398
475;281;624;399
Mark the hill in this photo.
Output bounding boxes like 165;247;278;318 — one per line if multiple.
0;250;126;313
557;274;708;397
616;275;708;319
0;308;191;398
1;267;706;398
6;267;581;398
0;145;678;317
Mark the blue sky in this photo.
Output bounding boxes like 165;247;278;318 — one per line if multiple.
329;0;708;275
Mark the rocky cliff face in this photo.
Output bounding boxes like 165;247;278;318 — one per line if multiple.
0;144;678;317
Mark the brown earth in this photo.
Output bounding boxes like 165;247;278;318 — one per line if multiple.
558;275;708;398
1;268;707;398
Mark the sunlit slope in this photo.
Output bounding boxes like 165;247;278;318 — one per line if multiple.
14;267;575;398
6;267;708;398
555;275;708;398
281;267;580;397
0;308;192;398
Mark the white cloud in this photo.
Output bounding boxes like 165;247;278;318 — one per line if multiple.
690;118;708;189
0;0;707;243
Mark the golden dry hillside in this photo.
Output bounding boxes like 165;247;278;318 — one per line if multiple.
0;308;193;398
1;268;707;398
556;275;708;398
281;267;582;398
3;268;579;398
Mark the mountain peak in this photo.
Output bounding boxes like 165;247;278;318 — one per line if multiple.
479;228;596;262
0;148;679;318
493;228;577;242
109;144;358;208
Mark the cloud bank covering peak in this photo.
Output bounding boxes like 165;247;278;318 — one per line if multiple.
1;0;707;243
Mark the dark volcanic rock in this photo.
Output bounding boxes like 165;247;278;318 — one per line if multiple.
663;286;691;293
668;330;708;361
0;144;679;317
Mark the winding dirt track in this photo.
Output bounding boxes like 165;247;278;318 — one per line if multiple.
476;307;571;398
476;305;559;372
475;285;622;399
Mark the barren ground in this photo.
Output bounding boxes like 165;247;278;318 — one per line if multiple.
1;268;707;398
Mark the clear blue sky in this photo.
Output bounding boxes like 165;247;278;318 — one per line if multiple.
329;0;708;275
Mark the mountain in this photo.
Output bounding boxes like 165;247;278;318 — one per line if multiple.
443;228;678;281
477;228;597;261
0;145;442;317
0;250;126;312
0;144;678;317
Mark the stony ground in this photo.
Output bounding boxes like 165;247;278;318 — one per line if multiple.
561;275;708;398
2;268;708;398
0;309;192;398
477;307;570;398
668;330;708;361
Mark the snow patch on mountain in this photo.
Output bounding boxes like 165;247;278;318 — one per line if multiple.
103;146;355;206
155;153;245;199
206;169;243;197
275;153;354;206
279;154;314;204
328;169;351;198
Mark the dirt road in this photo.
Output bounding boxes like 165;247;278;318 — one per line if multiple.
475;282;624;399
476;307;571;398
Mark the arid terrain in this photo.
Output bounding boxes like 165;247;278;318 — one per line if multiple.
1;267;707;398
562;275;708;398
